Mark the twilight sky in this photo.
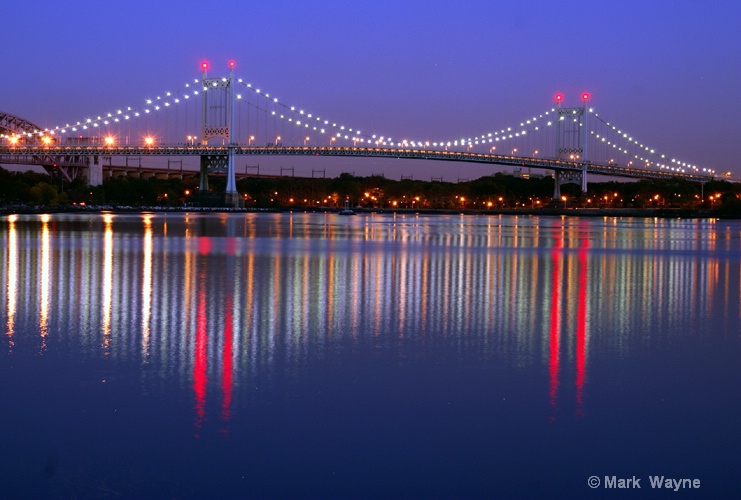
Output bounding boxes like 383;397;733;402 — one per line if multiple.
3;0;740;179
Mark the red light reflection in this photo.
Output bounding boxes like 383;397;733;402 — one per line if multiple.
548;233;562;419
193;281;208;436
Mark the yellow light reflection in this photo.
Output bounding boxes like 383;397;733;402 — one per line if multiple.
102;214;114;355
6;215;18;352
39;214;50;352
141;215;153;359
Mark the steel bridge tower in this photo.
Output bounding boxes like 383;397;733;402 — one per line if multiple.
199;61;242;207
553;94;589;200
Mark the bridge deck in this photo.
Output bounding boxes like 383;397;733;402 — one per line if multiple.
0;145;715;182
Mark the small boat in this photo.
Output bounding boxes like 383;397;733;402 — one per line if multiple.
339;198;356;215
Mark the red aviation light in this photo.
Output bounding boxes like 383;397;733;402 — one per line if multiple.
228;60;236;69
555;94;563;103
582;92;590;101
201;61;209;71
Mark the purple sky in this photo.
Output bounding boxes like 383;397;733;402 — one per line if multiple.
4;0;740;180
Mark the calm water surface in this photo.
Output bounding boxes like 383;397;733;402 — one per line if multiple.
1;212;740;498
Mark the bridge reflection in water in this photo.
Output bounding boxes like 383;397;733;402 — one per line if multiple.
1;213;739;434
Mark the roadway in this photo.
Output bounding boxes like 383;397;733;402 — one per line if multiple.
0;144;717;183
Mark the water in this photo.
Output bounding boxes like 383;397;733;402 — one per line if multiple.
1;212;740;498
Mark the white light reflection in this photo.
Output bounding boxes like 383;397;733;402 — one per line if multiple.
102;214;114;355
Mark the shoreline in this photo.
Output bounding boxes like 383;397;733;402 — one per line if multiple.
1;205;736;219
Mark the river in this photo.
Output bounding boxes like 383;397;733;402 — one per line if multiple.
1;212;740;498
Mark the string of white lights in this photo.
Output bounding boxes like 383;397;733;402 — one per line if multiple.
235;79;564;151
235;79;399;146
0;79;205;142
589;111;713;174
433;109;557;150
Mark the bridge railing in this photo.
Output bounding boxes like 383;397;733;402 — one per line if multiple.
0;144;717;183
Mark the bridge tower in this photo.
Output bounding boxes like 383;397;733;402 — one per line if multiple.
552;94;589;200
198;61;242;207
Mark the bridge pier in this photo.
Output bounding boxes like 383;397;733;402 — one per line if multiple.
86;162;103;186
195;153;243;207
552;169;587;201
581;163;588;193
199;156;210;192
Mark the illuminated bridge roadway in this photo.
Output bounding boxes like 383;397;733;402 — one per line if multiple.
0;144;717;183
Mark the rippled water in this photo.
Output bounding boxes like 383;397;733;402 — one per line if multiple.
1;212;740;498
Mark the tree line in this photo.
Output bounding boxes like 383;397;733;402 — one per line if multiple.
1;166;740;215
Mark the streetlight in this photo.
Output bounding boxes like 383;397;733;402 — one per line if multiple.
330;136;336;147
512;148;518;156
144;136;154;147
105;136;115;147
304;136;310;146
249;135;254;146
276;136;281;146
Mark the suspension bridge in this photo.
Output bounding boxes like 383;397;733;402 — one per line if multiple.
0;61;722;207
